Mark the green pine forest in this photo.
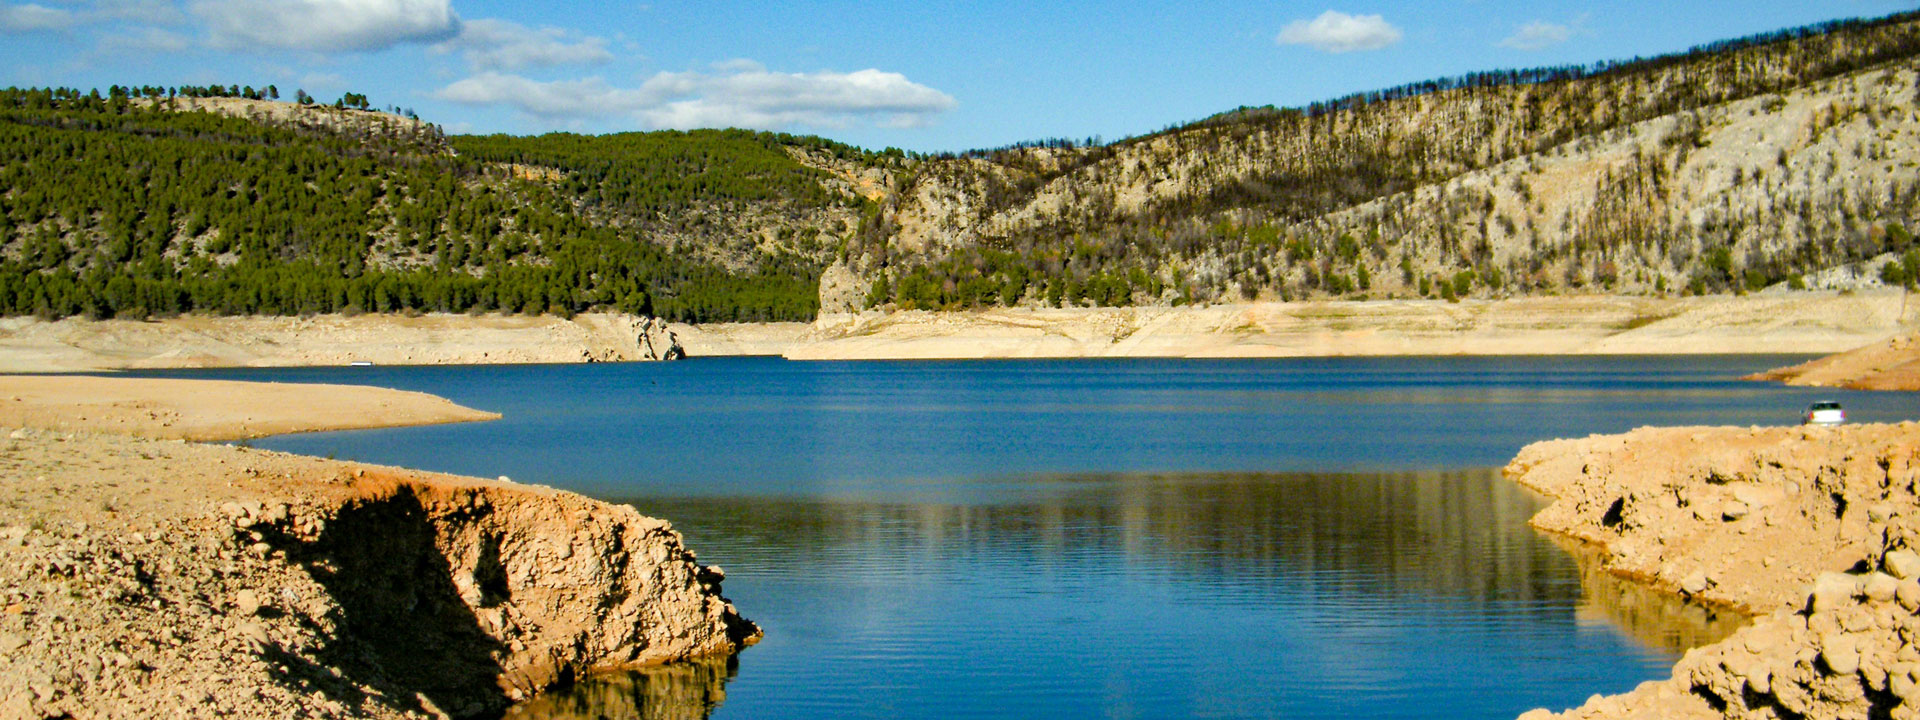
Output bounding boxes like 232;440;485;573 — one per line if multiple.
0;87;840;322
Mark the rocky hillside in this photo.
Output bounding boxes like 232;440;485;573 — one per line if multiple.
836;11;1920;310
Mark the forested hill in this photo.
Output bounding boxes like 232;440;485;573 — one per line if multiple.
0;89;863;322
4;11;1920;324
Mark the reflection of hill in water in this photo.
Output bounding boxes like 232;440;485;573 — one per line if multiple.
506;655;733;720
634;470;1583;606
543;471;1741;718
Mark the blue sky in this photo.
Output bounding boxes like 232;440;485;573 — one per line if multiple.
1;1;1913;151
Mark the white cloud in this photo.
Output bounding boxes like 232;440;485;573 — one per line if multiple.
433;18;612;71
435;72;651;118
1276;10;1402;53
434;62;958;131
1499;20;1572;51
189;0;459;52
0;3;79;33
80;0;183;24
301;71;345;90
98;26;189;52
3;0;182;36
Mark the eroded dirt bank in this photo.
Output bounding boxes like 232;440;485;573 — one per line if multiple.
0;430;759;719
1749;332;1920;391
0;374;756;719
1508;423;1920;719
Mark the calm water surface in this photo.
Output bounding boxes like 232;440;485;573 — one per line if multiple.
129;356;1912;719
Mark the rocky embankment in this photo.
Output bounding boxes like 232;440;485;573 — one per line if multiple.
1507;423;1920;719
1749;332;1920;392
0;377;757;719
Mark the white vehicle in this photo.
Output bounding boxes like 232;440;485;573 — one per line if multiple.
1803;401;1845;426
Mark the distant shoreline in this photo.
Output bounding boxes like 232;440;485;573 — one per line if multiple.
0;290;1907;372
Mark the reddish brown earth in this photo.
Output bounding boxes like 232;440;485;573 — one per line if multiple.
0;376;756;719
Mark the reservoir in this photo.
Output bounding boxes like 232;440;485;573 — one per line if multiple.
138;356;1912;719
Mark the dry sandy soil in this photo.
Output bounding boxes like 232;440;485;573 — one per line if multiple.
0;313;808;373
2;291;1904;372
1508;423;1920;719
0;376;758;719
787;291;1910;360
0;375;497;441
1750;332;1920;392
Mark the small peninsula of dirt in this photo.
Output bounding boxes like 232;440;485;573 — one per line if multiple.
1748;332;1920;392
0;376;757;719
1508;423;1920;719
0;375;500;441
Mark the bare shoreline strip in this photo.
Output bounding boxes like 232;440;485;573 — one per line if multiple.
0;290;1909;372
0;374;500;441
794;291;1912;360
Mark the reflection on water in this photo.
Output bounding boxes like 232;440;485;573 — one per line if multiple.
507;656;735;720
1551;536;1750;655
524;471;1731;719
642;471;1562;605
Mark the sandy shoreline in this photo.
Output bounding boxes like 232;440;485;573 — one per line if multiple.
0;291;1909;372
0;313;810;373
2;338;1915;718
0;375;501;441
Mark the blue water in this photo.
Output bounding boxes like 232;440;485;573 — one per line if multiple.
122;355;1912;719
139;355;1908;498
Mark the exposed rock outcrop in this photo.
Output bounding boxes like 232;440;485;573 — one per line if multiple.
1507;423;1920;719
633;316;687;362
816;261;871;315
